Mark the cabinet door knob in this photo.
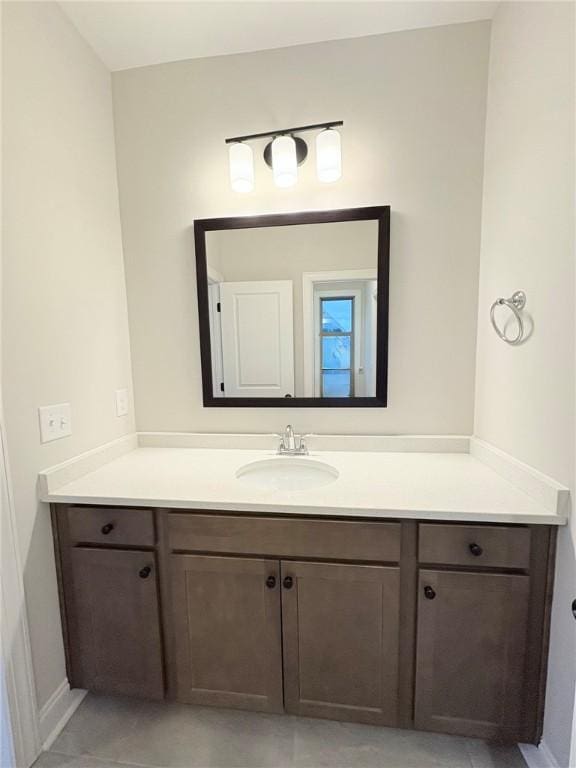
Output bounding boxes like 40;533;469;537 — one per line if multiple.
424;585;436;600
469;542;483;557
283;576;294;590
139;566;152;579
266;575;276;589
101;523;114;535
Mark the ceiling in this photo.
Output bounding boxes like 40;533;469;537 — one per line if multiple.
59;1;497;72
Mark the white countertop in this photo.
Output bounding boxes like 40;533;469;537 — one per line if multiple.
39;440;569;524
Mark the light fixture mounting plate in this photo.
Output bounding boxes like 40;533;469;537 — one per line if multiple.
263;136;308;168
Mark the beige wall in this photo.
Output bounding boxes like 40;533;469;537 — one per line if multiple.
2;2;134;710
473;3;575;764
113;21;490;434
208;220;377;396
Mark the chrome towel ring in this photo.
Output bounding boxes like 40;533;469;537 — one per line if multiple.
490;290;527;345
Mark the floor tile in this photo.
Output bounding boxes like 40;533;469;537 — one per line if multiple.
49;695;155;764
46;693;533;768
466;739;527;768
51;694;294;768
292;717;473;768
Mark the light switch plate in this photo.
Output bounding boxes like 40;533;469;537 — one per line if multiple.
115;388;129;417
38;403;72;443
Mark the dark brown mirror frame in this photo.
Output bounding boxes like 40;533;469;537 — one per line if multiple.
194;205;390;408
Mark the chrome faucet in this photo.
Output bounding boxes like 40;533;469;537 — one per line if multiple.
278;425;308;456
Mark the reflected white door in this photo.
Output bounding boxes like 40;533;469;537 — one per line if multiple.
220;281;294;398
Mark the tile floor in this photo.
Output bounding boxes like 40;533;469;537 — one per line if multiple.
34;694;527;768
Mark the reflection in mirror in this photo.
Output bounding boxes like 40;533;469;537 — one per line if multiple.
195;208;389;407
206;221;376;399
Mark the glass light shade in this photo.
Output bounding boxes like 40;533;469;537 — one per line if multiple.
316;128;342;183
271;135;297;188
228;142;254;193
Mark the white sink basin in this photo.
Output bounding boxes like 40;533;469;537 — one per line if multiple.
236;457;339;491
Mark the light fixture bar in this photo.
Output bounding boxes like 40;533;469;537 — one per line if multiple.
225;121;343;145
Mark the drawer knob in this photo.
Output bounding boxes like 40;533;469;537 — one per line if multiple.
283;576;294;590
424;585;436;600
139;566;152;579
101;523;114;535
266;575;276;589
469;542;483;557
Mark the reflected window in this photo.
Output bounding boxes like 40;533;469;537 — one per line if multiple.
320;297;354;397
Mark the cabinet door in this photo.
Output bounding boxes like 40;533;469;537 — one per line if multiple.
415;570;530;740
170;555;283;713
68;548;163;699
281;561;400;725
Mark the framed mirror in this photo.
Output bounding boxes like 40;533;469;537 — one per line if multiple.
194;206;390;407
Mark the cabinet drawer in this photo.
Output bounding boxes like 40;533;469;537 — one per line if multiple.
67;507;155;547
418;524;531;570
168;514;401;563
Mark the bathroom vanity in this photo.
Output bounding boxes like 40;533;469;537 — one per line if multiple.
43;437;567;746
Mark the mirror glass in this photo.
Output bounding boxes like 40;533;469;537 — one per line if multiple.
196;209;389;406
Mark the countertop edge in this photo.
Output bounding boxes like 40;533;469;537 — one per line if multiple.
41;492;568;525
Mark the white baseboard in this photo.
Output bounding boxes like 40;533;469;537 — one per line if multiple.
39;680;86;750
519;741;562;768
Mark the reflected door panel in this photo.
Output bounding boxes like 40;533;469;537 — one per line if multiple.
220;281;295;398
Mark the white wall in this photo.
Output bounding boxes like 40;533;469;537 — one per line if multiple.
473;3;575;765
113;21;490;435
2;1;134;714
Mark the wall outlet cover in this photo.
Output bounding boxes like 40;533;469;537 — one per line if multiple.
116;388;129;417
38;403;72;443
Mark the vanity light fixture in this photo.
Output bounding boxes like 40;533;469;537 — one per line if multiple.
225;121;343;192
228;141;254;193
316;128;342;183
270;135;298;188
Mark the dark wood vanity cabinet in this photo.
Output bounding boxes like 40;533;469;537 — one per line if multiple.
51;506;556;744
52;506;164;700
169;556;401;724
65;548;164;699
170;555;284;713
414;523;555;743
414;569;530;740
281;561;400;725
